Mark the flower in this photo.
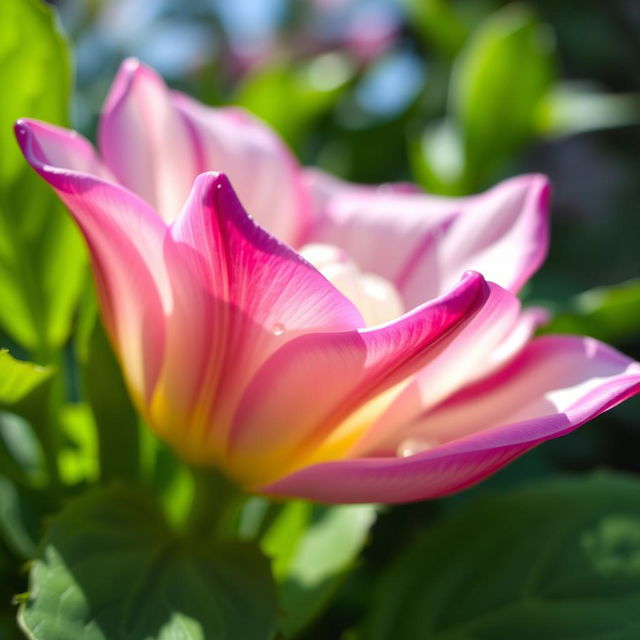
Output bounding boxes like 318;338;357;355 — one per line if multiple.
15;60;640;503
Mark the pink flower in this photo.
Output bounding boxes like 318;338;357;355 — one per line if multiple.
15;60;640;503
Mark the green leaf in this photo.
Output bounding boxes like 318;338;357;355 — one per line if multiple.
0;350;52;406
262;501;377;637
409;119;467;195
363;473;640;639
450;4;554;189
0;475;46;558
19;487;277;640
0;0;86;353
0;351;57;487
402;0;471;59
0;411;42;484
235;54;353;147
537;82;640;138
542;278;640;343
58;403;98;485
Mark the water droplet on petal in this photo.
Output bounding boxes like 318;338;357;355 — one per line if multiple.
271;323;286;336
397;436;438;458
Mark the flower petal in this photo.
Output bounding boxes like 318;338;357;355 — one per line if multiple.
226;271;490;487
172;93;310;246
354;290;548;456
100;58;310;238
262;336;640;503
99;58;199;223
304;170;550;308
303;169;456;307
434;174;550;297
15;118;169;405
13;118;112;180
152;172;364;463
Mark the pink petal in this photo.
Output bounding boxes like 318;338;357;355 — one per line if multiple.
13;118;112;180
172;93;310;246
151;172;364;461
303;169;457;307
304;170;550;308
227;271;490;487
99;59;200;223
354;287;548;456
303;168;421;219
434;174;550;297
262;336;640;503
15;118;169;405
485;306;549;372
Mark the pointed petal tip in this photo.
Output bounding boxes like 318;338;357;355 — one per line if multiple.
13;118;54;153
174;171;249;232
189;171;235;200
13;118;42;169
119;57;161;85
459;269;489;297
511;172;552;217
12;118;69;180
461;269;482;281
14;116;39;138
13;119;31;151
435;269;490;315
115;57;153;82
500;171;551;200
510;171;551;188
13;118;117;197
103;57;162;116
121;57;142;73
193;170;226;186
473;172;552;294
527;172;552;214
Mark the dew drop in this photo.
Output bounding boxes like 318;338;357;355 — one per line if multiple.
396;436;438;458
271;323;286;336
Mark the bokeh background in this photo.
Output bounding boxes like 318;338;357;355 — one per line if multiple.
26;0;640;635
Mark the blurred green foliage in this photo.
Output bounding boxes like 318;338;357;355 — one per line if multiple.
0;0;86;356
544;278;640;344
363;473;640;639
417;4;555;193
0;351;52;406
235;55;355;147
259;500;377;636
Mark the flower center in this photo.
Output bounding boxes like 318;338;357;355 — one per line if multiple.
300;243;404;326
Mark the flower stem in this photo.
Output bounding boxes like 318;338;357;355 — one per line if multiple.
186;467;246;541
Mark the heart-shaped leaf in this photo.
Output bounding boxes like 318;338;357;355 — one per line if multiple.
20;487;277;640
